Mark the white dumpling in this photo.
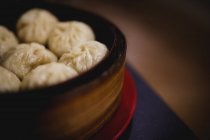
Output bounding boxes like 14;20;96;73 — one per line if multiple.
17;8;58;44
48;21;95;57
0;66;20;93
21;62;78;90
0;25;18;59
59;41;108;73
1;43;57;79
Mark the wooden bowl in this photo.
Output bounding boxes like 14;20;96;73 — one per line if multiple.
0;1;126;139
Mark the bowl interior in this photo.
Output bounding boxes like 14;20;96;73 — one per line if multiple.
0;0;126;96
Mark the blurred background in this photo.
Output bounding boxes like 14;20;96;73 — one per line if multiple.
46;0;210;139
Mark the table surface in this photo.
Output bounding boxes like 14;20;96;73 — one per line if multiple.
119;66;197;140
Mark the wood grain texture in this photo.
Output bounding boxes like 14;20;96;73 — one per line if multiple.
37;67;124;140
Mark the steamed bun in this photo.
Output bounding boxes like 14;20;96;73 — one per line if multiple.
21;62;78;90
1;43;57;79
0;25;18;59
59;41;108;73
0;66;20;93
17;8;58;44
48;21;95;57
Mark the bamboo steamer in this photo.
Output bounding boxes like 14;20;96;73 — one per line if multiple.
0;1;126;139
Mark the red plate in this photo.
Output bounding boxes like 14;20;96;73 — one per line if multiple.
92;69;137;140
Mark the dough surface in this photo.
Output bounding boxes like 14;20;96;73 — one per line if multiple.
1;43;57;79
0;66;20;93
0;25;18;59
17;8;58;44
48;21;95;57
59;41;108;73
21;62;78;90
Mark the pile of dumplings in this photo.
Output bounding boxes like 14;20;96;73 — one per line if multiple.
0;8;108;93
